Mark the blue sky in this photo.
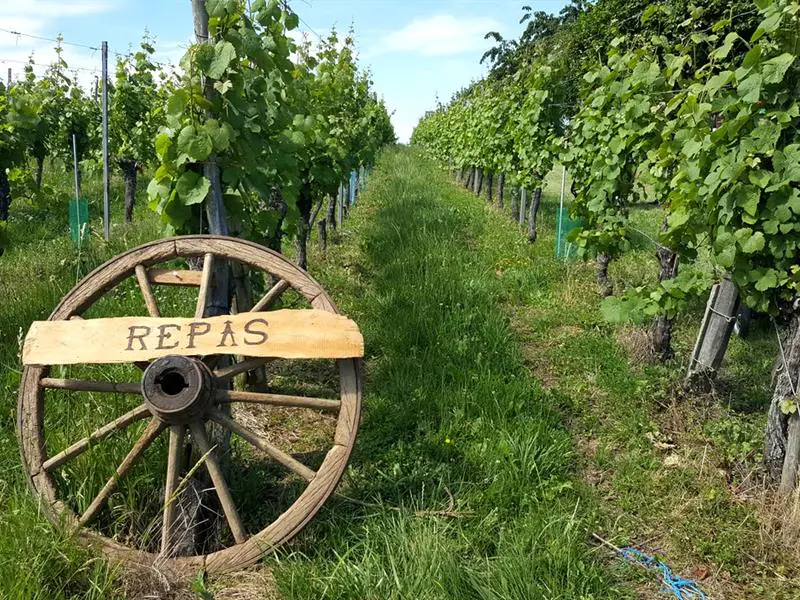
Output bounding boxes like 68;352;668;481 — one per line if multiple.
0;0;569;142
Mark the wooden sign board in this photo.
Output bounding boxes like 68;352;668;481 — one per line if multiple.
23;309;364;366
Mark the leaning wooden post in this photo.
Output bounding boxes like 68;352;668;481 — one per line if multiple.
685;278;739;386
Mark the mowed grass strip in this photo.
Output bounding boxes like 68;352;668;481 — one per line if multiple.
272;148;620;599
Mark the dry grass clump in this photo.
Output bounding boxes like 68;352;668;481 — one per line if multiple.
614;324;655;366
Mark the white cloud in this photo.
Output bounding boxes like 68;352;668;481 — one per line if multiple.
0;0;121;88
6;0;115;19
376;14;501;57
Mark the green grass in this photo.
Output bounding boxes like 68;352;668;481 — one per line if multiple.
268;149;619;599
419;160;791;597
0;148;793;598
0;163;161;598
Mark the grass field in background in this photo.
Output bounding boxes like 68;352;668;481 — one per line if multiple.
0;149;793;598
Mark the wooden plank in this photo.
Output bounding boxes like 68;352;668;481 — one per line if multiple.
23;309;364;366
147;269;203;287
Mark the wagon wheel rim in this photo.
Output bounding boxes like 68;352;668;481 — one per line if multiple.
17;236;361;574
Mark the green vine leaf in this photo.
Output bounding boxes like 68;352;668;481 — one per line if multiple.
740;230;766;253
177;125;213;162
176;171;210;205
761;53;796;84
207;41;236;80
737;74;762;103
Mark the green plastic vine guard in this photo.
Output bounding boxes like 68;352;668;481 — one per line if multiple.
555;205;579;260
69;198;89;245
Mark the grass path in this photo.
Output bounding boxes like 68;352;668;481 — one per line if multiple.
266;148;619;599
271;147;791;599
0;147;790;598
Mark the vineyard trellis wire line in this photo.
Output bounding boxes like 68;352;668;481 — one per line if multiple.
0;57;100;74
0;27;179;73
0;27;100;52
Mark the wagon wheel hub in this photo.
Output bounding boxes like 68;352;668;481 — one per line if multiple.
142;355;214;424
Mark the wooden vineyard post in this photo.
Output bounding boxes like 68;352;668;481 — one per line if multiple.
191;0;230;317
685;278;740;386
519;188;526;226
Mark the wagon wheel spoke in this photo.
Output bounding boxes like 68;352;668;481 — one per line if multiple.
195;252;215;320
79;418;165;527
215;389;340;412
188;421;246;544
210;410;316;482
134;264;161;318
42;404;150;472
161;425;186;556
214;357;274;382
251;279;290;312
41;378;141;394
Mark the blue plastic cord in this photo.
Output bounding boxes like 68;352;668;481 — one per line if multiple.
618;547;707;600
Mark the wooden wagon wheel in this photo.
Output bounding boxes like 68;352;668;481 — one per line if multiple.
17;236;362;574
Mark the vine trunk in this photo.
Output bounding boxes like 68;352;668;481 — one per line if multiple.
527;187;542;243
652;219;679;360
596;253;613;297
765;315;800;488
